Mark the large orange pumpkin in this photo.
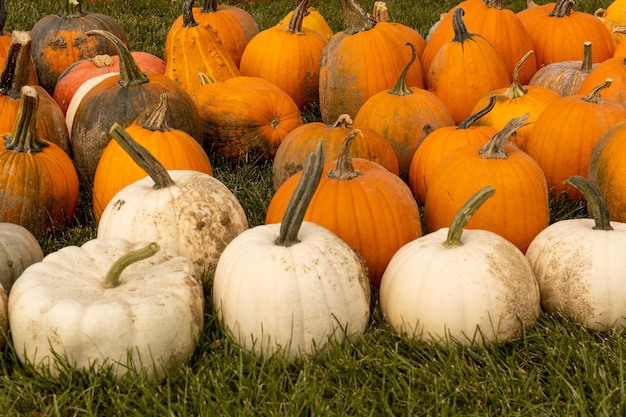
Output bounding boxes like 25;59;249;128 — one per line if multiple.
577;56;626;105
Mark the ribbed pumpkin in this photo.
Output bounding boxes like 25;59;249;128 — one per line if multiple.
426;8;510;124
92;94;213;221
594;0;626;47
525;79;626;200
318;0;424;124
30;0;129;95
266;130;422;287
165;0;259;67
277;0;333;41
370;1;426;59
164;0;239;98
69;30;203;184
470;51;561;151
588;120;626;223
239;0;326;111
528;41;598;97
521;0;614;68
272;114;399;190
0;31;70;155
408;98;498;204
353;42;454;177
193;74;303;163
0;86;79;236
516;0;554;26
424;114;549;252
577;56;626;105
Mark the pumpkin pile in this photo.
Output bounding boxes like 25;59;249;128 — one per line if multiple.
3;0;626;375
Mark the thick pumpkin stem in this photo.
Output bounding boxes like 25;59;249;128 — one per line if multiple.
337;0;375;35
141;94;170;132
3;86;48;153
452;8;472;44
286;0;308;34
388;42;416;97
478;113;529;159
274;141;325;247
371;1;389;22
484;0;503;8
549;0;573;17
182;0;199;28
202;0;217;13
109;123;176;189
330;114;353;128
582;78;612;104
60;0;84;19
327;130;363;180
102;242;160;288
0;31;32;99
86;30;149;87
564;176;613;231
458;96;497;129
580;41;593;73
443;185;496;248
504;50;533;99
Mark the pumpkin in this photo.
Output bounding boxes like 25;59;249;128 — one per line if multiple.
424;114;549;252
613;26;626;58
92;94;213;221
192;74;303;163
267;130;422;287
526;175;626;330
30;0;129;95
0;86;79;237
97;124;248;283
272;113;399;191
318;0;424;124
369;1;426;60
577;55;626;105
213;141;371;361
594;0;626;47
516;0;554;26
164;0;239;98
239;0;327;111
353;42;455;177
525;79;626;200
277;0;333;41
425;8;510;124
69;29;203;184
8;238;204;380
0;222;44;293
408;97;498;204
528;41;598;97
380;185;541;347
164;0;259;67
0;284;6;349
470;51;561;151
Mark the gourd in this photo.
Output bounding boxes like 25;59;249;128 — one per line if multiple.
213;141;371;361
380;185;541;347
8;238;204;380
0;222;44;293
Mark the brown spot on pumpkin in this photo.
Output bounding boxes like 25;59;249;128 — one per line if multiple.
195;221;205;231
112;199;126;211
49;37;67;50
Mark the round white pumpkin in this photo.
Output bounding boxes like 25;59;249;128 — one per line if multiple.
0;222;44;293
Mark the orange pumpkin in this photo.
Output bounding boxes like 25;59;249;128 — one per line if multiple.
277;1;333;41
353;42;454;177
272;114;399;190
577;56;626;105
424;114;549;252
594;0;626;47
0;86;79;236
266;130;422;287
370;1;426;60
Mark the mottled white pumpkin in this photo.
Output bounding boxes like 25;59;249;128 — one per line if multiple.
0;222;44;293
8;238;204;380
380;186;541;347
526;175;626;330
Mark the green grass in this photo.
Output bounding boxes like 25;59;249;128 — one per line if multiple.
1;0;622;415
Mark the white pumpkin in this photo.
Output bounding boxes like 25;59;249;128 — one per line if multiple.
0;222;44;293
526;175;626;330
212;142;371;361
97;124;248;283
380;186;541;347
8;238;204;380
0;285;7;349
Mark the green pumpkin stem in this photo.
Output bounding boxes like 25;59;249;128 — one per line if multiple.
504;50;533;99
563;176;613;231
140;94;170;132
443;185;496;248
286;0;308;34
109;123;176;189
337;0;375;35
3;86;49;153
86;30;149;87
102;242;160;288
0;31;33;99
550;0;573;17
457;96;497;130
452;8;472;44
327;130;363;180
60;0;83;19
182;0;199;28
478;113;529;160
275;140;325;247
580;41;594;73
388;42;416;97
582;78;612;104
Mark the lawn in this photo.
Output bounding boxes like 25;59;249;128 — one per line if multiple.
1;0;623;415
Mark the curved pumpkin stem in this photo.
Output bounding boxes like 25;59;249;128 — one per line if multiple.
86;30;149;87
457;96;497;130
3;86;49;153
141;94;170;132
443;185;496;248
337;0;375;35
109;123;176;189
504;50;533;99
102;242;160;288
388;42;416;97
330;114;353;128
274;140;325;247
182;0;199;28
478;113;529;160
327;130;363;180
0;31;33;99
550;0;573;17
452;8;472;44
286;0;308;34
564;176;613;231
582;78;612;104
